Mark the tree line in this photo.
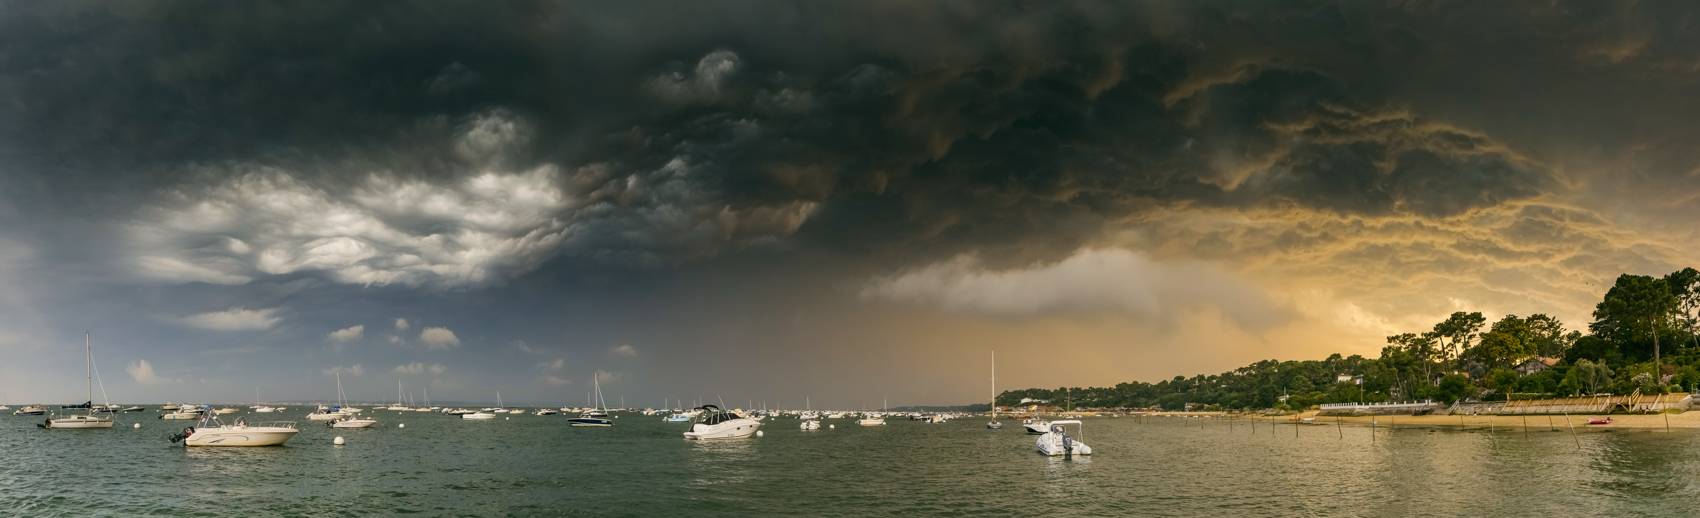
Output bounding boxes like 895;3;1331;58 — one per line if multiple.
999;268;1700;410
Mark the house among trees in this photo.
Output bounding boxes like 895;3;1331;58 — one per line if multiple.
1515;357;1560;375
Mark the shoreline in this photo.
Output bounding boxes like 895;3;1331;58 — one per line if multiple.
1242;410;1699;432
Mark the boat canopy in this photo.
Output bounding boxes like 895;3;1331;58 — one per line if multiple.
61;401;92;409
694;405;742;425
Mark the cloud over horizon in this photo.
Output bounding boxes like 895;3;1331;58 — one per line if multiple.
2;1;1698;405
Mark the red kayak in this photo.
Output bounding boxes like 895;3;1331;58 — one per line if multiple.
1586;417;1612;425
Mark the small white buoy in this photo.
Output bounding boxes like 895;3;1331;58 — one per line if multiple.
504;417;510;421
756;430;764;437
132;423;141;429
398;423;406;428
829;424;836;429
333;436;345;446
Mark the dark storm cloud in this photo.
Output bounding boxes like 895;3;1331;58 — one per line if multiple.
1;0;1686;286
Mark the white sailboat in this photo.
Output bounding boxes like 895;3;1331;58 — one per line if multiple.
43;332;114;429
329;372;377;428
987;350;1003;430
568;376;613;427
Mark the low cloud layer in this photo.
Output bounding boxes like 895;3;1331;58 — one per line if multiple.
180;307;281;331
864;248;1291;330
394;362;446;375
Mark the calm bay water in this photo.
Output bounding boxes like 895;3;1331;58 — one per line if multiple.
3;411;1700;516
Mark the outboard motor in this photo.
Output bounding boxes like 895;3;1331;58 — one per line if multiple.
1051;423;1074;456
168;427;195;444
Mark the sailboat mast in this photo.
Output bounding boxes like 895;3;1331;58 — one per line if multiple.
990;350;996;419
85;332;92;416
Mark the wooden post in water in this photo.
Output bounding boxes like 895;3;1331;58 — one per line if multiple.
1371;416;1377;443
1294;413;1299;438
1665;410;1671;433
1548;415;1555;432
1563;413;1579;449
1522;415;1527;438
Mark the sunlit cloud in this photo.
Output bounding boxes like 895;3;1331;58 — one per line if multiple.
180;307;281;331
419;327;460;350
328;325;364;343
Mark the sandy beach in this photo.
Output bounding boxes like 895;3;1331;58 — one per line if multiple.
1236;410;1700;432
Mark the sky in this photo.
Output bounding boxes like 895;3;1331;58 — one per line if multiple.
1;1;1698;407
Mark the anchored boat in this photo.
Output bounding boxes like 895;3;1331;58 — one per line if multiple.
682;405;762;440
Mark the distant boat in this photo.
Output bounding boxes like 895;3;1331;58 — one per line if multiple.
1587;417;1613;426
857;414;886;427
682;405;761;440
987;350;1003;430
43;333;114;429
569;376;614;427
800;419;821;431
160;404;203;420
14;405;47;416
535;408;559;416
119;406;145;413
1035;420;1092;456
461;411;497;420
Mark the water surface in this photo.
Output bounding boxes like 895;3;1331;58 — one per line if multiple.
2;412;1697;516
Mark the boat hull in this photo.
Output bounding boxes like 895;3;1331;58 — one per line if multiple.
568;418;613;427
160;412;201;420
462;412;496;420
330;419;378;428
857;419;885;427
184;427;299;447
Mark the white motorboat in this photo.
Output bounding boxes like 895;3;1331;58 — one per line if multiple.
306;407;349;421
159;405;203;421
253;406;277;413
462;411;497;420
857;414;886;426
172;415;299;447
535;409;559;416
330;415;379;428
800;419;821;431
43;333;115;430
682;405;762;440
14;405;47;416
43;413;114;429
1035;420;1092;456
1023;418;1049;435
214;407;240;415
